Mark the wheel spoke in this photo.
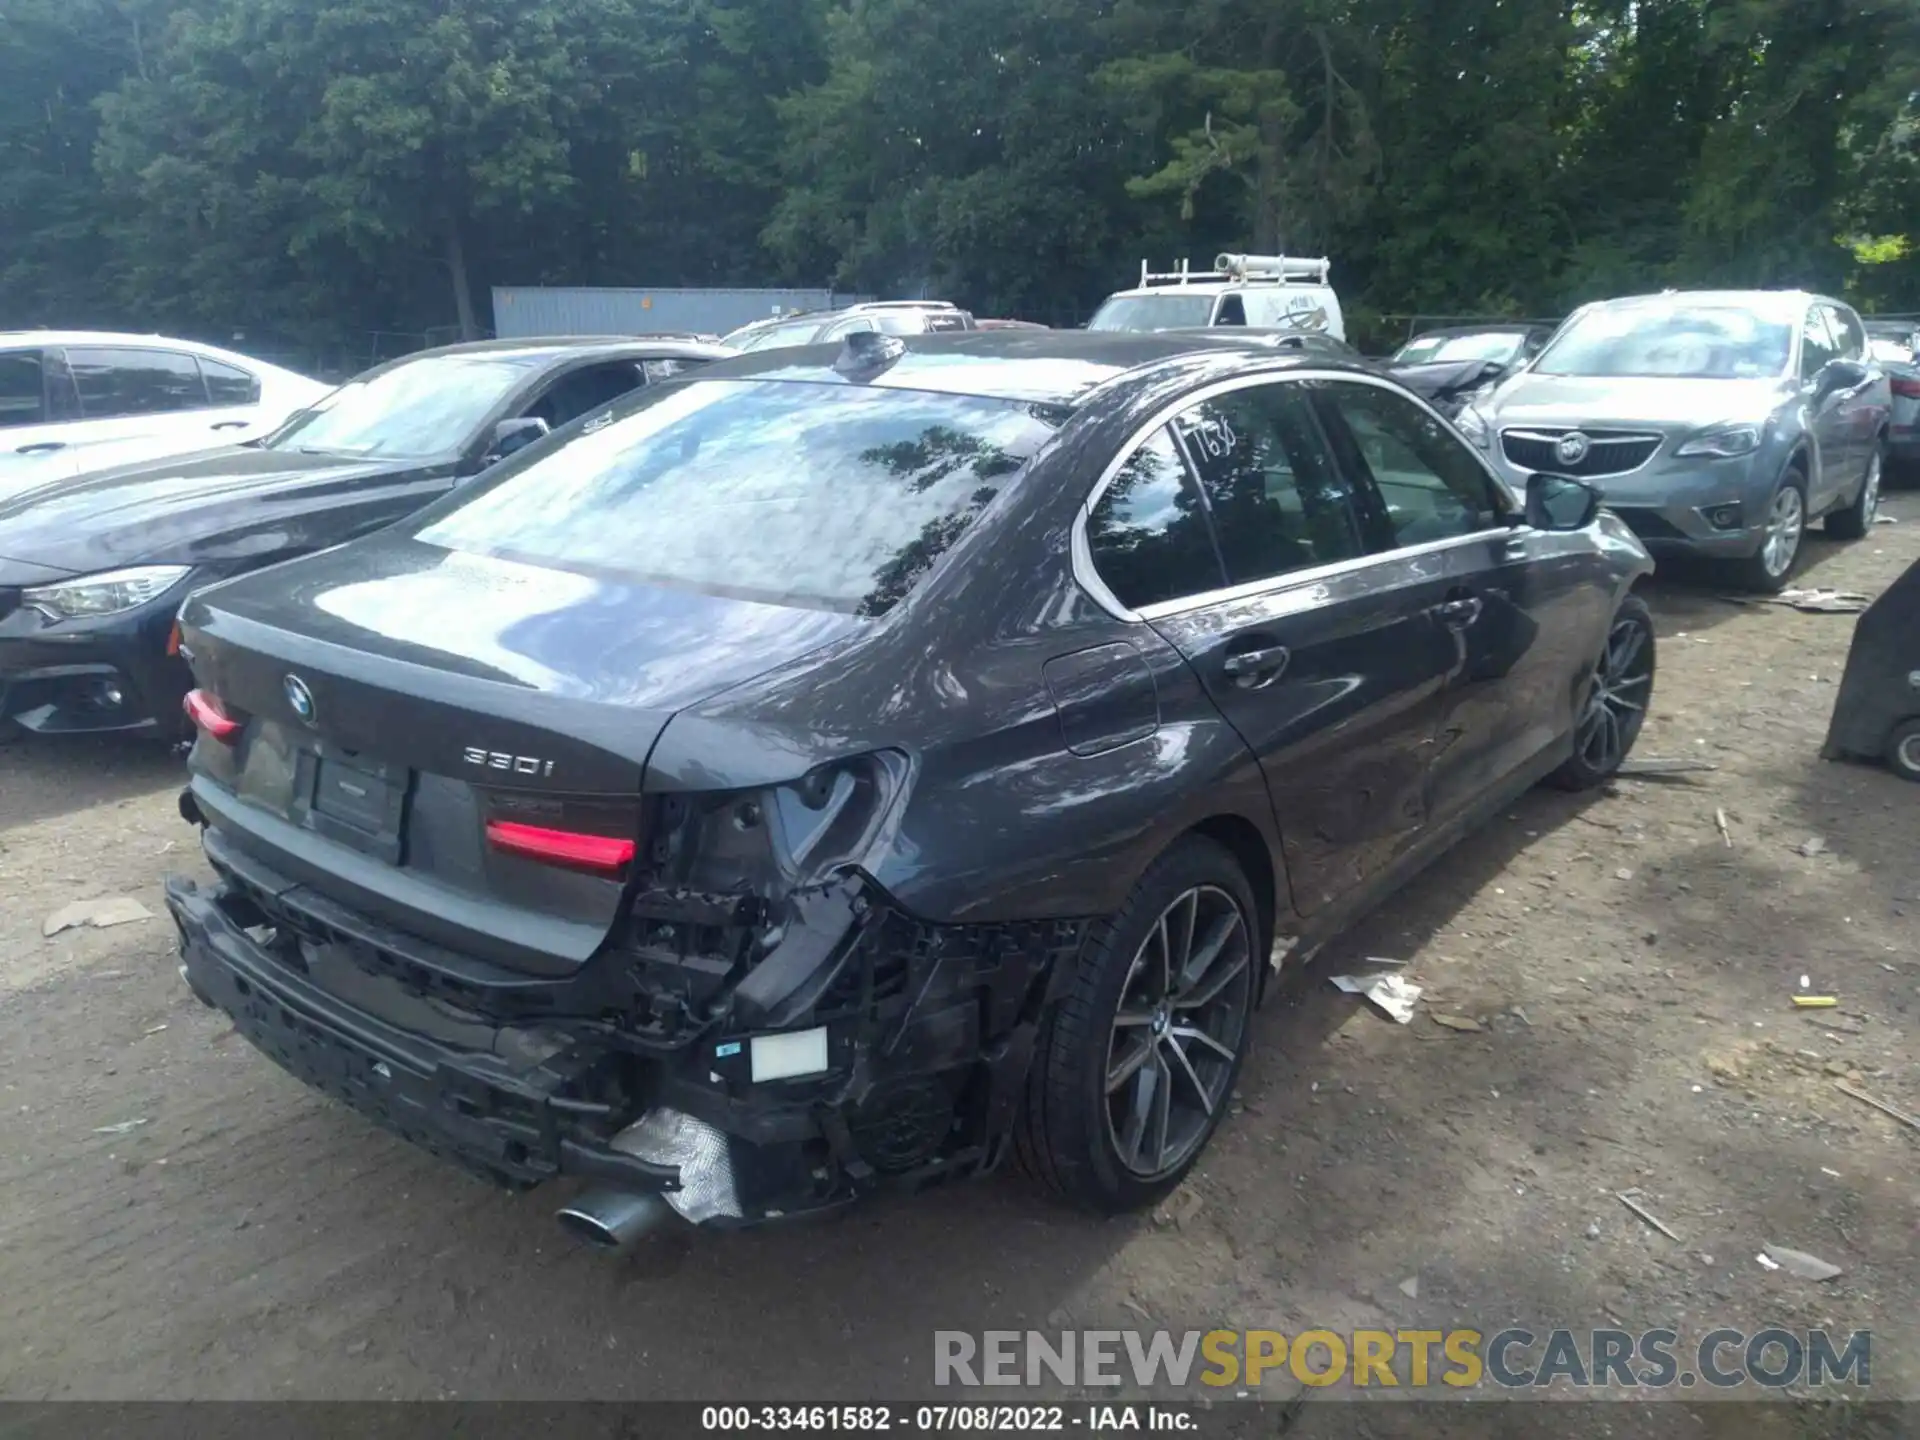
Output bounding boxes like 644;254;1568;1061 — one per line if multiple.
1118;1062;1159;1167
1608;623;1646;677
1170;1024;1236;1062
1173;889;1199;983
1165;1036;1215;1117
1147;1053;1173;1169
1176;907;1242;996
1173;950;1249;1011
1107;1035;1154;1094
1153;915;1173;1000
1611;673;1653;693
1113;1010;1154;1028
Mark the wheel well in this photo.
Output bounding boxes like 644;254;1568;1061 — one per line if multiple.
1185;814;1278;963
1785;446;1810;482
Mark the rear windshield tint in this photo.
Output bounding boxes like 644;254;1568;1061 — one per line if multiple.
417;380;1056;616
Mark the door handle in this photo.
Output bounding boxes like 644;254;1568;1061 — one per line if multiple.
15;441;65;454
1431;596;1484;627
1223;644;1290;688
210;420;250;430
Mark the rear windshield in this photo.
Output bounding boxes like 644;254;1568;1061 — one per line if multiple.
417;380;1056;616
1088;295;1218;332
725;318;829;351
1393;331;1528;366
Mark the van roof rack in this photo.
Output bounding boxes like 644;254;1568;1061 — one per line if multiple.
1137;253;1332;288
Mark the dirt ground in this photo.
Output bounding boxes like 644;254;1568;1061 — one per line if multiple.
1;498;1916;1424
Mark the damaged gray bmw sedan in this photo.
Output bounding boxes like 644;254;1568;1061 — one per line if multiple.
164;330;1654;1245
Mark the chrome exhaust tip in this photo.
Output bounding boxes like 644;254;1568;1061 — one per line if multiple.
555;1189;675;1252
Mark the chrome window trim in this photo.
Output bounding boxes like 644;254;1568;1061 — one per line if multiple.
1071;366;1519;623
1134;529;1507;622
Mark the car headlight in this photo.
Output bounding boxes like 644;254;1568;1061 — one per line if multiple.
1676;424;1761;459
1454;406;1492;449
22;565;193;620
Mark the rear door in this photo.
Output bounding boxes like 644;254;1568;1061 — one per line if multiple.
0;348;61;460
1822;304;1878;483
61;345;218;460
1798;307;1853;506
1086;375;1460;915
1312;377;1611;822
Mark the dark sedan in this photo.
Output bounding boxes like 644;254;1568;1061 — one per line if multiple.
163;330;1654;1244
0;337;729;740
1386;324;1556;418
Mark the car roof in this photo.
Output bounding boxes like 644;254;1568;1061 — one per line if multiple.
1580;290;1841;321
0;330;316;377
1403;323;1546;339
355;335;734;378
688;329;1361;406
1101;280;1335;299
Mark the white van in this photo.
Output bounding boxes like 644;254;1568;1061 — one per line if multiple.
0;332;328;480
1086;254;1347;343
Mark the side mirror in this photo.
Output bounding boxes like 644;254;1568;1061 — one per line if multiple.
1818;359;1869;395
1475;359;1510;383
486;416;548;462
1526;472;1602;532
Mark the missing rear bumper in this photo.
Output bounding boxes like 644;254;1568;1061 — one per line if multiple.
165;870;1088;1222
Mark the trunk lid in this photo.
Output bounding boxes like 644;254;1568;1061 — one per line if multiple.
180;536;865;974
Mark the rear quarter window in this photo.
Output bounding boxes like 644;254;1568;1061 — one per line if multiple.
417;380;1057;616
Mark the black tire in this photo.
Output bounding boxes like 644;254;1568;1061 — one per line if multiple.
1548;594;1656;791
1015;835;1260;1213
1730;469;1808;593
1888;720;1920;784
1825;441;1885;541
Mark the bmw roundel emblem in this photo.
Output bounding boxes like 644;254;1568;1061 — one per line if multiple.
284;674;317;725
1554;431;1592;466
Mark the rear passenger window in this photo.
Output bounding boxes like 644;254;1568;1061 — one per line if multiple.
1172;382;1367;583
199;358;261;405
1799;310;1841;379
0;350;45;429
642;358;701;383
1086;428;1227;609
1825;307;1867;363
66;347;208;417
1315;382;1505;548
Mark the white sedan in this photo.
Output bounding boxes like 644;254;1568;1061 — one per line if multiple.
0;331;329;484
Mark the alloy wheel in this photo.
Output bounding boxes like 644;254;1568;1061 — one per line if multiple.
1899;731;1920;775
1861;452;1882;527
1104;885;1253;1179
1762;486;1805;579
1574;614;1653;774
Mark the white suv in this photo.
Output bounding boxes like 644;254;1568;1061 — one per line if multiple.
1087;254;1347;342
0;332;328;481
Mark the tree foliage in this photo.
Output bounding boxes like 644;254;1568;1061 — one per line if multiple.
0;0;1914;354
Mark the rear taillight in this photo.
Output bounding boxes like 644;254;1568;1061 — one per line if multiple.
183;689;242;743
485;820;636;876
1890;375;1920;400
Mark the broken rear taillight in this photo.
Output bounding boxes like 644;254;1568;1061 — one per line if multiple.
484;820;636;876
183;689;242;743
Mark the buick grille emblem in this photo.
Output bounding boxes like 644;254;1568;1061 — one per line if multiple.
284;674;317;725
1555;432;1592;466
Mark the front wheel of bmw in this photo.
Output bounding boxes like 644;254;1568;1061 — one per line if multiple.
1016;836;1259;1213
1548;594;1656;791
